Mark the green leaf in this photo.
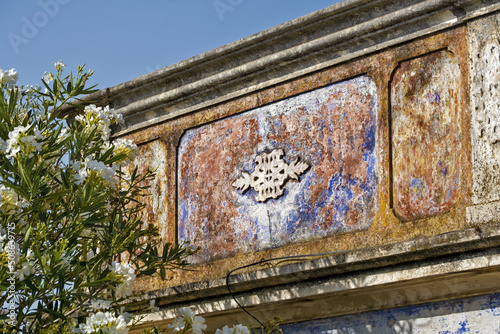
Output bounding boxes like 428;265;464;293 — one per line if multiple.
140;268;156;276
42;308;66;321
22;226;32;253
24;279;39;293
160;265;166;280
66;81;73;94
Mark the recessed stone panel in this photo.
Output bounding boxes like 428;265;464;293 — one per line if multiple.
178;76;378;263
469;12;500;204
391;50;462;221
132;140;170;241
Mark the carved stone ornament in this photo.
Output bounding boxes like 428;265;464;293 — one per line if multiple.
232;149;309;202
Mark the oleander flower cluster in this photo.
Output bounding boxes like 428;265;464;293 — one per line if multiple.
69;104;136;188
0;63;264;334
72;156;119;188
109;261;136;299
2;125;44;159
75;299;131;334
0;184;27;215
169;307;207;334
0;67;19;88
215;324;251;334
0;64;197;333
167;307;251;334
75;104;124;141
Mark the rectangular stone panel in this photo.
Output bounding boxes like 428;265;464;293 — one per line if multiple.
391;50;462;221
131;140;170;241
468;13;500;204
178;76;378;263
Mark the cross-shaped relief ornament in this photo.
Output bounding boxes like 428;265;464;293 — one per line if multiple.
232;149;309;202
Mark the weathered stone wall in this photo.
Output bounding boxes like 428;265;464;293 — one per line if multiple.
67;1;500;332
123;25;474;291
468;12;500;227
282;292;500;333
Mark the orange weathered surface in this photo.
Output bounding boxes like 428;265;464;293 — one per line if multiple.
391;50;463;221
178;76;378;263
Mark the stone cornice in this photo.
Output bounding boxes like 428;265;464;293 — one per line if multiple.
59;0;500;137
128;221;500;332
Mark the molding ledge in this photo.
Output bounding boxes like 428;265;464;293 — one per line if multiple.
59;0;500;137
129;222;500;332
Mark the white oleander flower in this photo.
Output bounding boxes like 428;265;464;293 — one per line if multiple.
18;249;35;280
85;156;117;184
76;311;128;334
118;307;132;325
19;85;40;99
18;259;35;280
0;185;27;215
178;307;196;320
216;326;235;334
57;127;70;142
89;299;111;311
115;280;133;299
107;315;128;334
20;127;43;152
109;261;136;299
169;316;186;332
77;104;124;141
42;71;54;83
71;161;85;184
71;156;118;188
6;125;27;157
234;324;250;334
0;68;19;88
53;60;66;70
6;125;43;158
172;308;206;334
111;138;138;166
191;315;207;334
74;114;85;123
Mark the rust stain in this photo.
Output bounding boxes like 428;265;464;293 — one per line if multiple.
178;76;378;263
391;50;462;221
130;139;171;244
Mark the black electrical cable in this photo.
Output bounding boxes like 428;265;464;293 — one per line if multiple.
225;228;471;327
225;249;364;328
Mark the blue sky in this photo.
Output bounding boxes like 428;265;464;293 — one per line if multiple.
1;1;341;90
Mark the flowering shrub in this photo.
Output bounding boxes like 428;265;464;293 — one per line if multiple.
0;64;269;334
0;64;199;333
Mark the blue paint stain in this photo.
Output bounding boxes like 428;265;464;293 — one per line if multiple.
274;119;281;131
362;121;376;153
178;201;189;240
457;319;470;333
410;177;427;196
328;137;335;162
429;91;441;104
281;293;500;334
